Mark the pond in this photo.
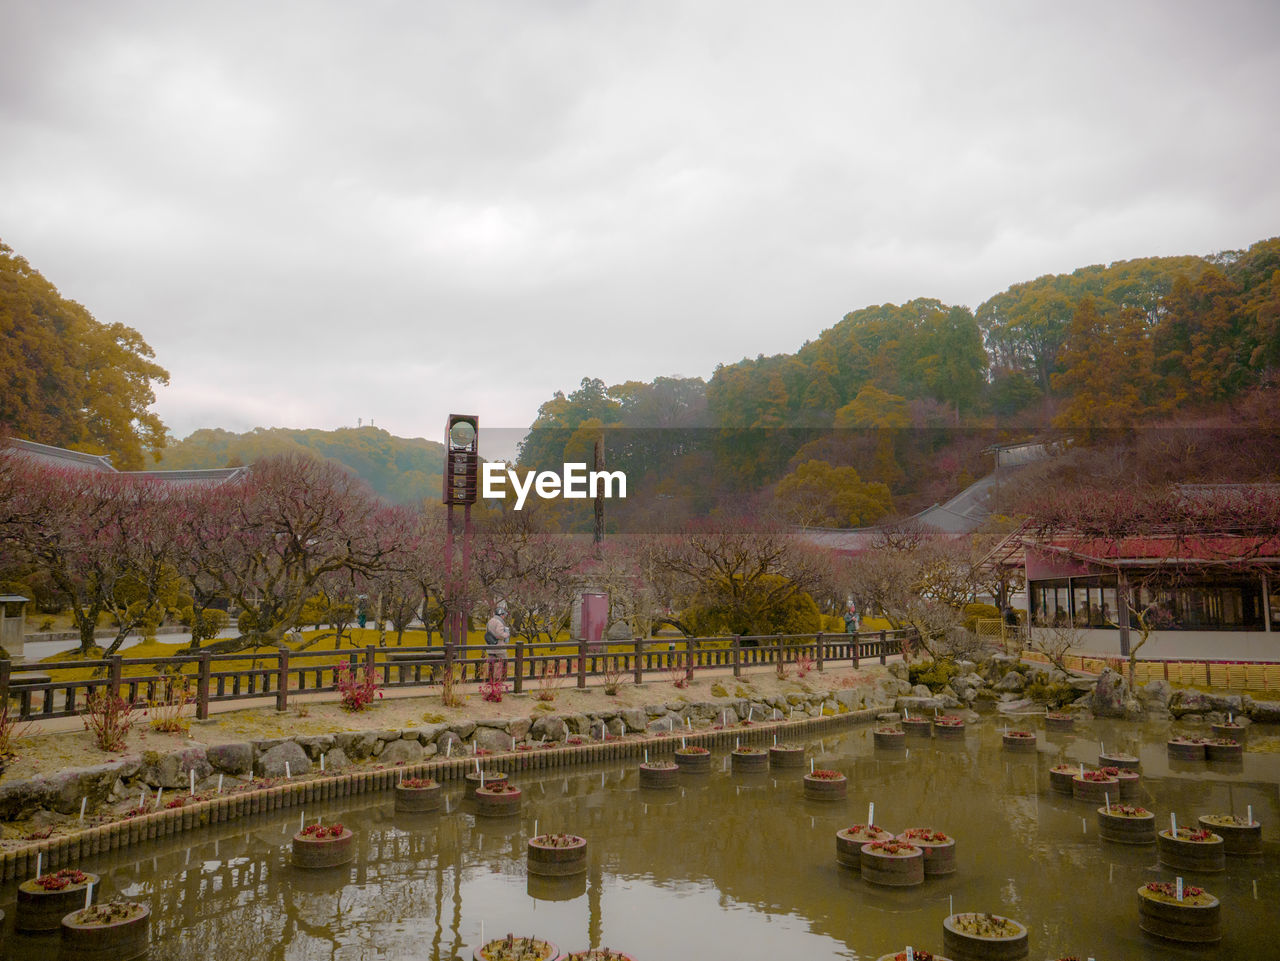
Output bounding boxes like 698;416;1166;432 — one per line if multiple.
4;718;1277;960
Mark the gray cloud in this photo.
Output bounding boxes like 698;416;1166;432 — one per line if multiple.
3;1;1278;447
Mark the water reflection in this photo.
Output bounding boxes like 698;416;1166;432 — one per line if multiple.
1;720;1276;960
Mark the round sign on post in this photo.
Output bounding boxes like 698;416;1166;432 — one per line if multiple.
443;415;479;505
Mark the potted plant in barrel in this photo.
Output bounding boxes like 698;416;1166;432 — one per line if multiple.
17;868;99;932
731;745;769;772
942;912;1028;960
873;726;906;750
1097;803;1156;844
1166;735;1207;761
673;744;711;773
1137;880;1220;943
60;899;150;961
769;742;805;767
1204;737;1243;762
527;832;588;876
860;838;925;887
293;821;355;868
803;767;848;800
875;950;950;961
897;828;956;876
1048;763;1082;795
394;776;442;813
836;823;894;868
562;950;638;960
932;715;966;741
475;781;523;817
1043;711;1074;732
1096;765;1141;800
474;933;560;961
1197;812;1261;855
638;759;679;789
1157;824;1225;872
1001;729;1036;753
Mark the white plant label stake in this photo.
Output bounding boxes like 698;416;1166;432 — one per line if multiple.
1248;805;1253;825
85;880;94;910
217;774;224;793
1176;877;1184;901
810;758;815;774
868;802;874;825
79;797;87;821
1105;792;1111;813
156;788;163;809
34;852;41;879
285;762;291;780
1171;813;1178;835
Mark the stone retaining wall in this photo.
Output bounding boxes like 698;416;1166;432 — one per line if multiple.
0;705;880;881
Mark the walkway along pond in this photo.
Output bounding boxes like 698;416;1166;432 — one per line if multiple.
1;715;1276;960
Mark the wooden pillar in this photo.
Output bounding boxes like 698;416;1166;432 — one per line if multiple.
577;638;587;689
732;635;742;678
276;649;289;712
633;638;644;685
197;650;211;720
815;632;824;672
513;641;524;694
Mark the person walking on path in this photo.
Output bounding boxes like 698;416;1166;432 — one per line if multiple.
484;604;511;681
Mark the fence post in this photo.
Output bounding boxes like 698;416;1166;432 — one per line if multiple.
733;635;742;679
685;638;696;684
0;658;9;712
365;645;377;684
197;651;211;720
851;631;859;670
633;638;644;685
577;638;587;689
108;656;123;700
444;640;455;681
276;649;289;712
513;641;524;695
879;630;887;666
815;632;824;672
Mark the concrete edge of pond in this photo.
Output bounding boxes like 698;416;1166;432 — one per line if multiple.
0;707;882;881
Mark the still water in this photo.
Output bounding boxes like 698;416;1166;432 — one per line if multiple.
4;719;1277;960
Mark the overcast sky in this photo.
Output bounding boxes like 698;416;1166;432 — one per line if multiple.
3;1;1278;454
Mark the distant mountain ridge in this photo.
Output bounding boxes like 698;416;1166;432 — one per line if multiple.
156;426;444;504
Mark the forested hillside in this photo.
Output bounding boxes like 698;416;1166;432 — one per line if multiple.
0;240;169;469
156;427;445;504
519;237;1280;528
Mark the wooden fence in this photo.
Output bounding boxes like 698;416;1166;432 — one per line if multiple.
1;630;910;723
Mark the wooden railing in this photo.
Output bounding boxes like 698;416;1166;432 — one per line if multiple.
0;630;911;723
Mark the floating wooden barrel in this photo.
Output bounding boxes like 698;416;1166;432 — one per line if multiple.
835;826;894;868
1044;713;1075;732
527;835;587;876
638;762;679;789
394;781;442;814
673;749;712;773
1198;815;1262;856
941;913;1028;961
898;831;956;876
860;842;925;887
292;828;355;868
464;771;508;799
1137;886;1221;943
1157;830;1225;872
1001;732;1037;753
901;718;933;737
1048;765;1081;795
1166;739;1206;761
474;785;523;818
803;773;848;801
59;902;151;961
1071;774;1118;804
16;872;99;932
731;749;769;772
1211;722;1246;741
1098;752;1140;771
473;936;560;961
1097;807;1156;844
933;718;966;740
769;745;806;768
873;729;906;750
1205;740;1242;762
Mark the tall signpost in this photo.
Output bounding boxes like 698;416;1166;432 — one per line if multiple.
443;415;479;653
